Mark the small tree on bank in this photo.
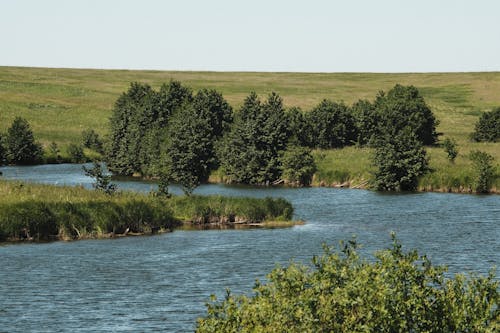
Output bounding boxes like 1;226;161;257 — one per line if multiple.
5;117;43;165
83;162;117;195
280;146;316;186
469;150;496;193
373;128;429;191
443;137;458;162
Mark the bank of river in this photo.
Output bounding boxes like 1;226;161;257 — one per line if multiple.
0;163;499;332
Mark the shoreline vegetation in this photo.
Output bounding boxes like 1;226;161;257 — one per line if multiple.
0;66;498;193
0;179;296;243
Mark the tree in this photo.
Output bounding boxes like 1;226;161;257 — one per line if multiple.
82;161;117;195
443;137;458;162
308;100;357;148
286;107;313;147
81;129;103;153
197;236;499;333
67;143;86;163
351;99;378;146
374;85;439;145
280;146;316;186
471;107;500;142
469;150;496;193
164;104;215;195
5;117;43;165
0;133;5;165
373;128;429;191
218;92;289;184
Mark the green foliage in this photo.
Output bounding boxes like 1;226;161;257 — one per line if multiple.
469;150;496;193
373;128;429;191
472;107;500;142
308;100;357;148
82;162;117;195
164;104;218;195
443;137;458;162
0;133;5;165
286;107;313;147
218;92;289;184
5;117;43;165
280;146;316;186
0;180;294;241
351;99;378;146
197;236;499;333
81;129;103;153
67;143;86;163
374;84;439;145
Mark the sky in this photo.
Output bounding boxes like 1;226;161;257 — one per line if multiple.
1;0;499;73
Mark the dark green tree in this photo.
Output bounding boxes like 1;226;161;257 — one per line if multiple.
471;107;500;142
0;133;5;165
67;143;86;163
218;92;289;184
193;89;233;139
351;99;378;146
373;128;429;191
106;82;156;175
280;146;316;186
5;117;43;165
164;104;215;195
83;161;117;195
469;150;496;193
286;107;313;147
308;100;357;148
81;129;103;153
443;137;458;162
374;85;439;145
197;236;499;332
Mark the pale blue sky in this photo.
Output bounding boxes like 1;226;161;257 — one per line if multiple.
1;0;499;72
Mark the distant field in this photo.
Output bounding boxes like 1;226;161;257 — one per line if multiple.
0;66;498;190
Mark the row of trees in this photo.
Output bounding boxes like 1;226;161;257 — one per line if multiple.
106;81;441;192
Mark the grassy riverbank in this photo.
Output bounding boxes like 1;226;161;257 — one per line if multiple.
0;66;499;191
0;180;294;242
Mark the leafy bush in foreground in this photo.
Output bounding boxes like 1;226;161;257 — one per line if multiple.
197;236;499;332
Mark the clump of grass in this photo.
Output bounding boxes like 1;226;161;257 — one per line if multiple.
0;180;294;242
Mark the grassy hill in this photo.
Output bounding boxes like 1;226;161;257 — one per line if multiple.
1;66;499;191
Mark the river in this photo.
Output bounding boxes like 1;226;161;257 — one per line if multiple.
0;163;499;332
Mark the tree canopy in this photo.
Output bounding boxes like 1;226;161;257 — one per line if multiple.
472;107;500;142
197;236;499;333
5;117;43;165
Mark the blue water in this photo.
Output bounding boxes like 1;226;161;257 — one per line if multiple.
0;164;499;332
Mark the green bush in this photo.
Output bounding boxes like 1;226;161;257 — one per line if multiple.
469;150;496;193
280;146;316;186
443;137;458;162
471;107;500;142
67;143;86;163
197;236;499;332
373;128;429;191
5;117;43;165
81;129;104;153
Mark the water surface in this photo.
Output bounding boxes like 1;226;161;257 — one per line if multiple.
0;164;498;332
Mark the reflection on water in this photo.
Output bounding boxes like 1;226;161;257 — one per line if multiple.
0;164;499;332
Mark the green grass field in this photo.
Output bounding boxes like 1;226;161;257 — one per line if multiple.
1;66;499;191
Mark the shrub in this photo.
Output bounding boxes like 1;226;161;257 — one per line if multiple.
5;117;43;165
67;143;86;163
280;146;316;186
469;150;496;193
443;137;458;162
471;107;500;142
197;236;499;333
81;129;104;153
82;162;117;195
373;128;429;191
